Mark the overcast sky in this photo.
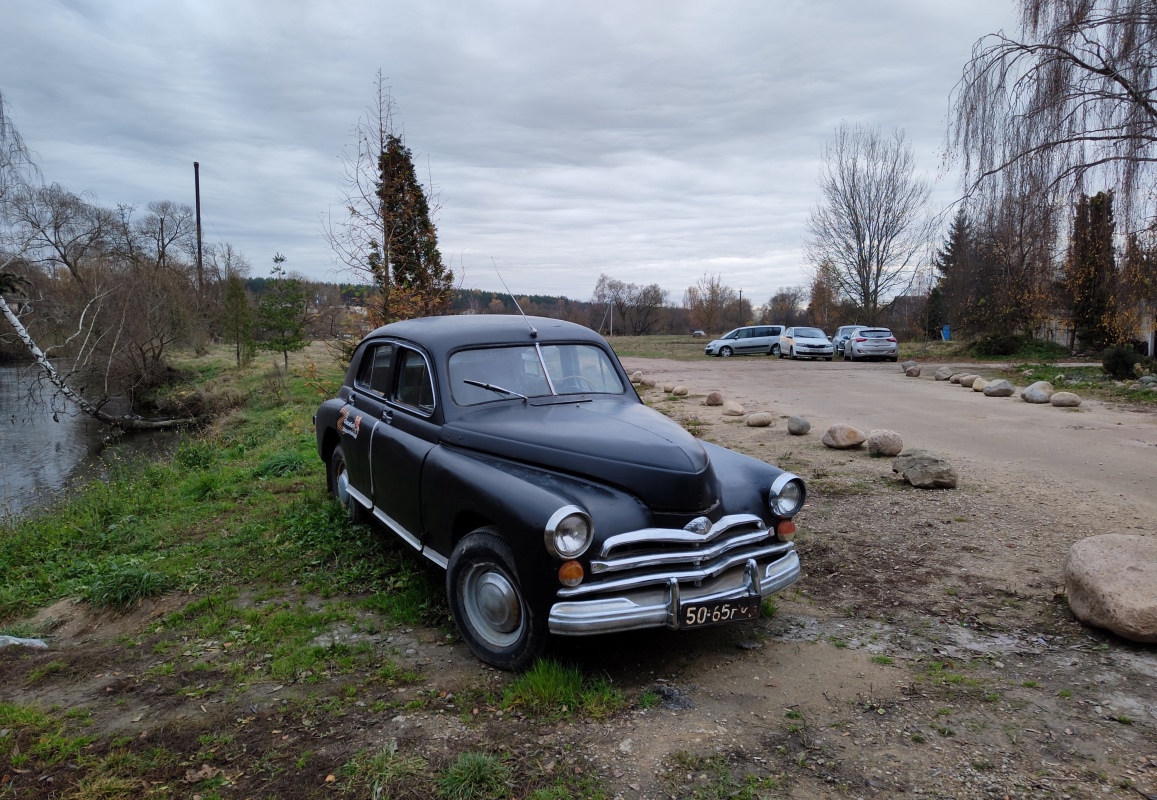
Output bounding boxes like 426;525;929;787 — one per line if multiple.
0;0;1018;305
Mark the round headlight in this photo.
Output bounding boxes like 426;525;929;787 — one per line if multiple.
545;506;593;559
769;474;805;517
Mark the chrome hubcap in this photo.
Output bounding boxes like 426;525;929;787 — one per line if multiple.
464;564;523;647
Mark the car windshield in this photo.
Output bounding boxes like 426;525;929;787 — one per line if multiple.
860;329;892;338
794;328;826;339
448;344;626;405
721;329;741;340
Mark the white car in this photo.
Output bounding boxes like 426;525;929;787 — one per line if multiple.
777;327;834;360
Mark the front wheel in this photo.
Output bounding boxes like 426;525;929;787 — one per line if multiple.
719;346;733;358
447;529;547;671
789;347;796;360
328;444;365;525
825;357;832;361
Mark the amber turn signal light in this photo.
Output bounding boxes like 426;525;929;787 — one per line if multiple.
776;520;797;541
558;560;584;587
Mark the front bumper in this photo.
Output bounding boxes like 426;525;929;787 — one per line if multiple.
547;550;800;635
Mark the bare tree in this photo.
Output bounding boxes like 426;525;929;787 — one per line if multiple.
950;0;1157;232
763;286;806;326
592;274;669;335
805;123;931;325
682;273;736;334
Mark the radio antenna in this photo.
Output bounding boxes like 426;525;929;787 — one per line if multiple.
492;259;536;339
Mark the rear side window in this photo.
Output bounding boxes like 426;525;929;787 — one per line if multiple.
355;343;394;397
395;348;435;412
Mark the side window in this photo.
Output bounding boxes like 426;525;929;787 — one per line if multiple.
354;343;394;397
395;348;435;413
738;328;751;339
770;327;782;337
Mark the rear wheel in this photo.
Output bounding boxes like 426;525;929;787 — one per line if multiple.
719;346;733;358
825;357;832;361
447;529;547;671
889;356;898;362
847;350;856;362
328;445;365;525
769;344;780;356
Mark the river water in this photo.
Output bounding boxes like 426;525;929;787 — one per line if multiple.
0;365;177;519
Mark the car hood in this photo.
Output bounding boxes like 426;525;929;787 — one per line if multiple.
439;398;719;512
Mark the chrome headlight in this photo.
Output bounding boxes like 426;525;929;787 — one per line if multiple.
545;506;593;559
769;473;806;517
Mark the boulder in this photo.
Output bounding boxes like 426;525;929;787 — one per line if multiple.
745;412;773;428
867;429;903;457
1022;380;1054;403
821;423;866;450
662;383;675;393
722;400;746;416
934;366;954;381
630;371;643;384
892;449;958;489
901;360;918;371
787;416;811;436
905;366;921;377
983;379;1015;397
1140;375;1157;385
971;378;989;392
671;386;689;396
1065;534;1157;644
949;374;963;384
957;374;980;388
1050;391;1082;407
640;378;656;389
705;391;724;406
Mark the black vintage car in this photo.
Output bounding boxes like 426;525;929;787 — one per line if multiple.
315;315;806;670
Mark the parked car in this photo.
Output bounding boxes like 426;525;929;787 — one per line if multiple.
777;327;834;361
844;327;899;362
832;325;861;358
703;325;784;357
315;315;807;670
691;330;706;337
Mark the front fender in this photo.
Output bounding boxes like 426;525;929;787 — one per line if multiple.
421;446;653;596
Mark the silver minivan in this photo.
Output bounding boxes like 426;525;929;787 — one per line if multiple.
704;325;785;357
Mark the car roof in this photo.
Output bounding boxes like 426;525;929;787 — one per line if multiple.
363;314;607;360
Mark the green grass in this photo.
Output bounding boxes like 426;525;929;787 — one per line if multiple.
437;752;512;800
664;751;783;800
605;334;718;360
501;659;626;720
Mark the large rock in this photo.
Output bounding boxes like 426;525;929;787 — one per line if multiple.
662;383;675;393
901;360;918;372
971;377;989;392
671;386;689;396
1022;380;1054;403
640;378;656;388
630;371;643;384
934;366;954;381
787;416;811;435
905;366;921;378
822;424;866;449
957;374;980;388
705;391;724;406
867;429;903;457
745;412;773;428
892;449;958;489
722;400;746;416
1065;534;1157;644
1051;391;1082;407
983;379;1015;397
949;373;963;384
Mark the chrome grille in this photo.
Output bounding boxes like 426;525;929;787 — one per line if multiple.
558;513;794;599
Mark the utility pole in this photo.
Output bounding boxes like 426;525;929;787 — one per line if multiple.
193;162;204;296
738;288;743;325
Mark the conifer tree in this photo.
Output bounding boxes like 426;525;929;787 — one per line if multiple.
1064;192;1119;349
257;253;308;368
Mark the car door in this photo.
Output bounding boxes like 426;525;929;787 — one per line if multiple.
369;345;440;556
340;341;393;509
735;327;756;354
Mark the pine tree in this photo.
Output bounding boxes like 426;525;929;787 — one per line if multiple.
222;273;255;367
257;254;308;368
1064;192;1118;349
376;134;453;321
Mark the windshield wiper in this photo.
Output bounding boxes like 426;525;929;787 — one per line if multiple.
463;379;528;401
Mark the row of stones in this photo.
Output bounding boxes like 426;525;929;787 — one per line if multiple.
902;361;1083;407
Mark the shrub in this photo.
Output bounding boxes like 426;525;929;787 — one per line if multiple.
969;334;1025;357
1102;345;1141;379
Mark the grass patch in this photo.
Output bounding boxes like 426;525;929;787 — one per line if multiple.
502;659;625;720
437;751;512;800
663;751;782;800
343;744;431;799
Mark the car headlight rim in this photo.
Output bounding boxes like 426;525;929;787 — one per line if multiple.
769;473;805;518
545;505;593;559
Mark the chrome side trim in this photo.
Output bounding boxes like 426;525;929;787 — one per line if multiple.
590;528;773;574
548;551;800;635
370;506;448;569
558;541;794;598
599;513;765;556
347;486;373;511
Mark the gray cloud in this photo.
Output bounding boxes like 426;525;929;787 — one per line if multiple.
2;0;1016;305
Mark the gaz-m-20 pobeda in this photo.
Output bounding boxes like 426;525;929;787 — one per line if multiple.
315;315;806;670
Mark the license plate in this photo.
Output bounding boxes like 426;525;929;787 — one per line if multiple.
681;597;760;629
